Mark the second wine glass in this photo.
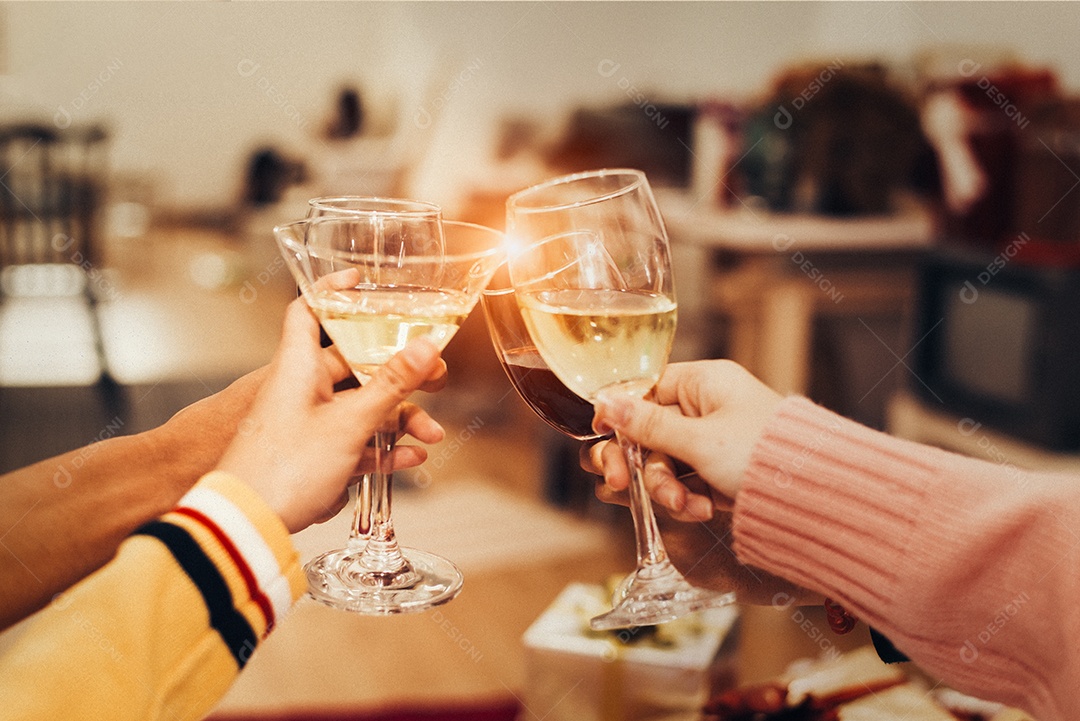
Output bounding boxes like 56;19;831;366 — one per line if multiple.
482;264;602;441
506;169;735;630
275;214;503;614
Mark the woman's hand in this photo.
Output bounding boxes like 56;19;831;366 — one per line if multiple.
587;360;783;516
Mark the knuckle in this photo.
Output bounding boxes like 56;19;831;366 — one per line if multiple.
378;360;414;396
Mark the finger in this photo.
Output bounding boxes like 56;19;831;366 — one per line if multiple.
337;337;442;444
356;445;428;474
319;344;353;384
600;440;630;492
651;362;699;407
680;472;734;513
579;440;606;475
312;488;350;525
593;395;702;469
279;297;322;354
311;268;361;292
274;299;339;399
642;452;713;522
594;479;629;508
644;454;713;522
418;359;449;393
399;402;445;444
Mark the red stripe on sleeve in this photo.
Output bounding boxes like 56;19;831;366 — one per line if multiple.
173;506;277;634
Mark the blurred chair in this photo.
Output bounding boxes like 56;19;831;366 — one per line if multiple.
0;123;122;414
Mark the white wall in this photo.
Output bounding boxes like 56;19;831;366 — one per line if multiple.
2;2;1078;211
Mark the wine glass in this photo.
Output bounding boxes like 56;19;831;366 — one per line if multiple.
303;198;443;548
274;215;504;614
506;168;735;630
481;264;603;441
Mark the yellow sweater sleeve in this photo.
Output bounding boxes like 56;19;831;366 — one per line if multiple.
0;471;306;721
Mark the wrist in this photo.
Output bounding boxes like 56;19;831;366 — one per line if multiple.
137;424;212;503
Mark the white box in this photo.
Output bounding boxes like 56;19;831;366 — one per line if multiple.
521;583;739;721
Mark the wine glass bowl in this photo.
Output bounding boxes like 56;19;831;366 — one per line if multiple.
301;197;444;549
481;266;603;441
506;169;735;630
307;196;444;218
274;215;504;614
509;230;676;403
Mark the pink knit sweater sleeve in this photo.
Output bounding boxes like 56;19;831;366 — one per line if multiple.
732;396;1078;721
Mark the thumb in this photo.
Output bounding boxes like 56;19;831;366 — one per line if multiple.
340;337;442;432
594;394;700;463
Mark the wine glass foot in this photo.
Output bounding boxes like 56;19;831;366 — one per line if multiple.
304;546;463;615
589;559;735;631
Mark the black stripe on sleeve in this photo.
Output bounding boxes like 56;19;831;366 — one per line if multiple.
134;520;257;668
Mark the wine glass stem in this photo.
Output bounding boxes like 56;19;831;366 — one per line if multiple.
617;430;669;568
349;473;373;544
354;426;409;574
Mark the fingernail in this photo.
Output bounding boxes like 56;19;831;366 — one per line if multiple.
689;496;713;520
402;337;438;366
595;395;631;429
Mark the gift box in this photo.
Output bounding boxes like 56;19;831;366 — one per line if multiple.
521;583;740;721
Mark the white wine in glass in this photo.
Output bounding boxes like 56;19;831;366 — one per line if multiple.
305;197;445;548
507;169;735;630
275;215;504;614
516;288;678;402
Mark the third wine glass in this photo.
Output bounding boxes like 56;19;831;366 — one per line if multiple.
506;169;735;630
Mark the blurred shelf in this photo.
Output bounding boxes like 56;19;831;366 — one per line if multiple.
887;390;1080;474
661;191;934;396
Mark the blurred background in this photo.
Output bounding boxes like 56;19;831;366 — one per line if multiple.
2;2;1079;719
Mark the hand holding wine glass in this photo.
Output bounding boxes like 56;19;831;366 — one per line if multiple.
303;197;448;552
589;358;784;504
506;168;735;630
274;213;503;614
218;297;444;533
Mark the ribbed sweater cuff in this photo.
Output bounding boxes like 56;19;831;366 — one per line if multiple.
170;471;306;636
732;396;937;630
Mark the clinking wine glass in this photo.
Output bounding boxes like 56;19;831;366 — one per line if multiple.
274;215;504;614
303;197;443;549
481;264;603;441
506;168;735;630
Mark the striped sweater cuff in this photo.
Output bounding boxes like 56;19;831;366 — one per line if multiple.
134;471;305;666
